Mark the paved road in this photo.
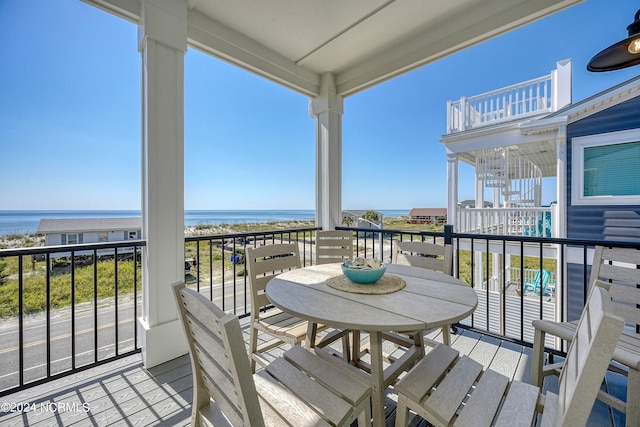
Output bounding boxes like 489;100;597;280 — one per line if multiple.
0;281;253;392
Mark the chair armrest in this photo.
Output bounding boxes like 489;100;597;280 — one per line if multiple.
531;319;576;342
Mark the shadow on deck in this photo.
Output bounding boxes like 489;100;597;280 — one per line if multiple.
0;318;627;426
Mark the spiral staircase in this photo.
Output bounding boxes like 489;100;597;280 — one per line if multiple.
475;147;544;235
477;147;541;207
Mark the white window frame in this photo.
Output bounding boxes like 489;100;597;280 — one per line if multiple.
128;230;137;240
66;233;78;245
572;128;640;205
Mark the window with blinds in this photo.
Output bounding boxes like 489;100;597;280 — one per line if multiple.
583;141;640;196
572;129;640;205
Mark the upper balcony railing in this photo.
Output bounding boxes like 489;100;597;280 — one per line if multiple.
456;206;553;237
447;74;553;133
446;59;571;133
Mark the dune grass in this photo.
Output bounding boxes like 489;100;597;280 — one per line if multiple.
0;216;555;318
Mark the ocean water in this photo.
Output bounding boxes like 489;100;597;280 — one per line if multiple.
0;209;409;236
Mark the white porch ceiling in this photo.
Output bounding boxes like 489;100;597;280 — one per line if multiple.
85;0;582;97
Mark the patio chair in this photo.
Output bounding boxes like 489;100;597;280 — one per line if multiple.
531;245;640;426
246;243;316;372
315;230;353;265
391;240;453;275
391;240;456;345
523;269;551;295
314;230;354;359
395;284;623;427
171;282;372;427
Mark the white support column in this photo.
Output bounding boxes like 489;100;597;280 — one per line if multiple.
475;178;484;209
474;173;484;289
493;187;500;208
137;0;188;368
555;123;567;328
556;124;567;238
553;59;572;111
446;151;458;230
310;73;343;231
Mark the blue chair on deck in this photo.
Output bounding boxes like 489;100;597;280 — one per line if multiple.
523;269;551;295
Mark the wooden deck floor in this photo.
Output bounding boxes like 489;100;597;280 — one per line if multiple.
0;320;627;427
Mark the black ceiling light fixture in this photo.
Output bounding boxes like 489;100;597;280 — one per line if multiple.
587;9;640;72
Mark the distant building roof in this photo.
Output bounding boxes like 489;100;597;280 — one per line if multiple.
409;208;447;217
36;217;142;234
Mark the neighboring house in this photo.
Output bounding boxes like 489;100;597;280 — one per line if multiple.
540;74;640;319
407;208;447;225
36;217;142;258
341;210;383;230
440;58;640;332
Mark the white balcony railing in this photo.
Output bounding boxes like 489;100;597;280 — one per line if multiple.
447;73;553;133
446;59;572;133
456;207;552;237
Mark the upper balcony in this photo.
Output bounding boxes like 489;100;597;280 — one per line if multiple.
446;59;571;134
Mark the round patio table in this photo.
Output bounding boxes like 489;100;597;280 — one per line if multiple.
265;262;477;427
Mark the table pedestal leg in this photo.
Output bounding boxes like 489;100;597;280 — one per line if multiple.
352;330;361;362
369;331;385;427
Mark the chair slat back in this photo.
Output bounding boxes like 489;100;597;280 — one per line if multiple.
246;244;301;312
172;282;265;427
392;240;453;275
590;246;640;330
315;230;353;265
556;284;624;426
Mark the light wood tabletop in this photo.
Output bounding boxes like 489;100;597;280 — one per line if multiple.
265;262;478;427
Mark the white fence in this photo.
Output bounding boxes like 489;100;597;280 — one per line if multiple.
456;207;552;237
447;73;554;133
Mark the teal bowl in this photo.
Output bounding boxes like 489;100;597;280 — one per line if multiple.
341;262;386;284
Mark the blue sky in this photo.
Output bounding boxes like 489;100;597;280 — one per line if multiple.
1;0;639;211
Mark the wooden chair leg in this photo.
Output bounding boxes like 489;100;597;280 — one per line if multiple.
342;331;351;362
352;331;362;362
441;326;451;346
626;367;640;427
413;332;425;358
357;395;372;427
307;322;319;349
394;394;409;427
531;327;546;388
249;323;259;373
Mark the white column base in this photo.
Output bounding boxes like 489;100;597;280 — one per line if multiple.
138;317;187;368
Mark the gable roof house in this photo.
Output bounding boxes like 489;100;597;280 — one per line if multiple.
37;217;142;258
407;208;447;224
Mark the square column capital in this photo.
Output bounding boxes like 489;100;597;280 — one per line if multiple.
310;73;343;116
138;0;187;53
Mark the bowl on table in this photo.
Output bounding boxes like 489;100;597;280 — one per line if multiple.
341;258;386;284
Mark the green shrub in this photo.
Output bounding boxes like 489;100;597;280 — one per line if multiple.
0;258;140;318
0;258;6;286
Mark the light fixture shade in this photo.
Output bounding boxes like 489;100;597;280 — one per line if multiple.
587;10;640;72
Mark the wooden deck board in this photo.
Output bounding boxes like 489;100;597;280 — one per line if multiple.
0;320;624;427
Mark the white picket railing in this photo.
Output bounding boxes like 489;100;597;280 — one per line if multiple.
456;207;553;237
447;73;554;133
446;59;575;133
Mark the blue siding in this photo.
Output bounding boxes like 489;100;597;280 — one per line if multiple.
567;95;640;242
566;262;591;321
